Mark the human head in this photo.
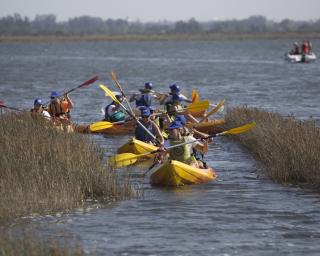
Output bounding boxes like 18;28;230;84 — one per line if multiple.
115;94;123;104
168;120;183;139
33;98;43;110
140;107;151;122
175;115;186;125
169;84;180;94
145;82;153;90
50;91;60;101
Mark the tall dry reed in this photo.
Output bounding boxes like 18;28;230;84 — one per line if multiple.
224;107;320;185
0;112;133;221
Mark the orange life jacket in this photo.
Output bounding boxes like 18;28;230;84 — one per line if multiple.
48;99;70;118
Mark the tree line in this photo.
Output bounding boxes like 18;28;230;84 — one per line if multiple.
1;13;320;36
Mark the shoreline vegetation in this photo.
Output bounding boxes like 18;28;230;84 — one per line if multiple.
224;107;320;187
0;112;134;221
1;32;320;43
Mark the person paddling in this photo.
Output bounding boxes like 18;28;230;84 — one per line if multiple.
47;91;74;124
104;94;126;122
30;98;51;120
130;82;156;108
160;84;192;105
165;120;209;168
135;107;164;145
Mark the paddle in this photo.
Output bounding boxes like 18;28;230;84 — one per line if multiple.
110;122;256;168
199;99;225;123
44;75;99;106
191;89;200;103
100;84;163;145
0;101;23;112
111;71;135;115
89;120;125;132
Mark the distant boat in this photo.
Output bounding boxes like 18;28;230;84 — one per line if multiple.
285;52;317;63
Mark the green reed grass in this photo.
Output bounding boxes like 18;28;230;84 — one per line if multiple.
0;112;134;221
224;107;320;185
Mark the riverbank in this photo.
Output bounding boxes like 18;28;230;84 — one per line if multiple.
0;112;134;221
1;32;320;43
224;107;320;186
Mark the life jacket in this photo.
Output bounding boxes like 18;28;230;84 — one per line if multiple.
169;137;192;163
302;43;309;54
48;99;70;118
105;103;125;122
135;94;152;107
135;120;155;143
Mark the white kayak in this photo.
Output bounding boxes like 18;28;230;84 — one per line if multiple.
285;52;317;63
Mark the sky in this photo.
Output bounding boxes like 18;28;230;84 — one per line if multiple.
1;0;320;22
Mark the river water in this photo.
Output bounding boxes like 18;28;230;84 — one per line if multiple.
1;39;320;255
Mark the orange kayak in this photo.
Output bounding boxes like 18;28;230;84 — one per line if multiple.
186;119;225;134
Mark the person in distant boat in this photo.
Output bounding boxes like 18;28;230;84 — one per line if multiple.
160;84;192;105
30;98;51;120
135;107;164;145
290;42;300;55
130;82;156;108
307;40;313;54
301;40;309;55
165;120;209;168
47;91;74;123
104;94;126;123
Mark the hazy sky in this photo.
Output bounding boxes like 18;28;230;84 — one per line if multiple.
1;0;320;22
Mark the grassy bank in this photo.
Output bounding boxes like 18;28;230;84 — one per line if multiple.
0;112;134;221
1;32;320;43
224;107;320;186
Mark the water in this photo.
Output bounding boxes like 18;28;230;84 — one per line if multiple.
1;39;320;255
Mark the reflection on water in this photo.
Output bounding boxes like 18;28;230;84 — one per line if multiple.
1;39;320;255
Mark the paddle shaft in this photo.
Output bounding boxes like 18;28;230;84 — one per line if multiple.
0;104;23;112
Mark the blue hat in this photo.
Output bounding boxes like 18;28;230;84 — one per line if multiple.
169;120;183;129
50;91;60;98
175;115;186;125
34;98;43;106
140;107;151;117
144;82;153;90
169;84;180;92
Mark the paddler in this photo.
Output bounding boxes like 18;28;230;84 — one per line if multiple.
47;91;74;124
160;84;192;105
30;98;51;120
165;120;209;168
129;82;156;108
135;107;164;145
104;94;126;122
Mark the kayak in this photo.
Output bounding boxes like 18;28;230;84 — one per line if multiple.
150;160;217;186
190;109;206;118
186;119;225;134
285;52;317;63
117;137;158;158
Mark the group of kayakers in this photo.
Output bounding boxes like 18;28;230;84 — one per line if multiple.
104;82;213;169
290;40;313;55
30;91;73;124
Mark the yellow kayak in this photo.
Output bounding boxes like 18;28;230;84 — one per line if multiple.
117;138;158;158
150;160;217;186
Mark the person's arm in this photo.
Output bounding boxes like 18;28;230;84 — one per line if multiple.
64;93;74;109
152;121;164;145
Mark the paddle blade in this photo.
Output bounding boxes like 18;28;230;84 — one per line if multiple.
99;84;120;104
219;122;256;136
109;153;139;169
79;75;99;88
111;71;117;81
186;100;210;112
200;99;225;122
89;121;114;132
191;89;200;103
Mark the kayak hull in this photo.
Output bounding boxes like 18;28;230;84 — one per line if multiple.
186;119;225;134
150;160;217;186
285;52;317;63
117;138;158;158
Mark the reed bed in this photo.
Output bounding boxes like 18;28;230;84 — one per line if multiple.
224;107;320;186
0;229;84;256
0;112;134;221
